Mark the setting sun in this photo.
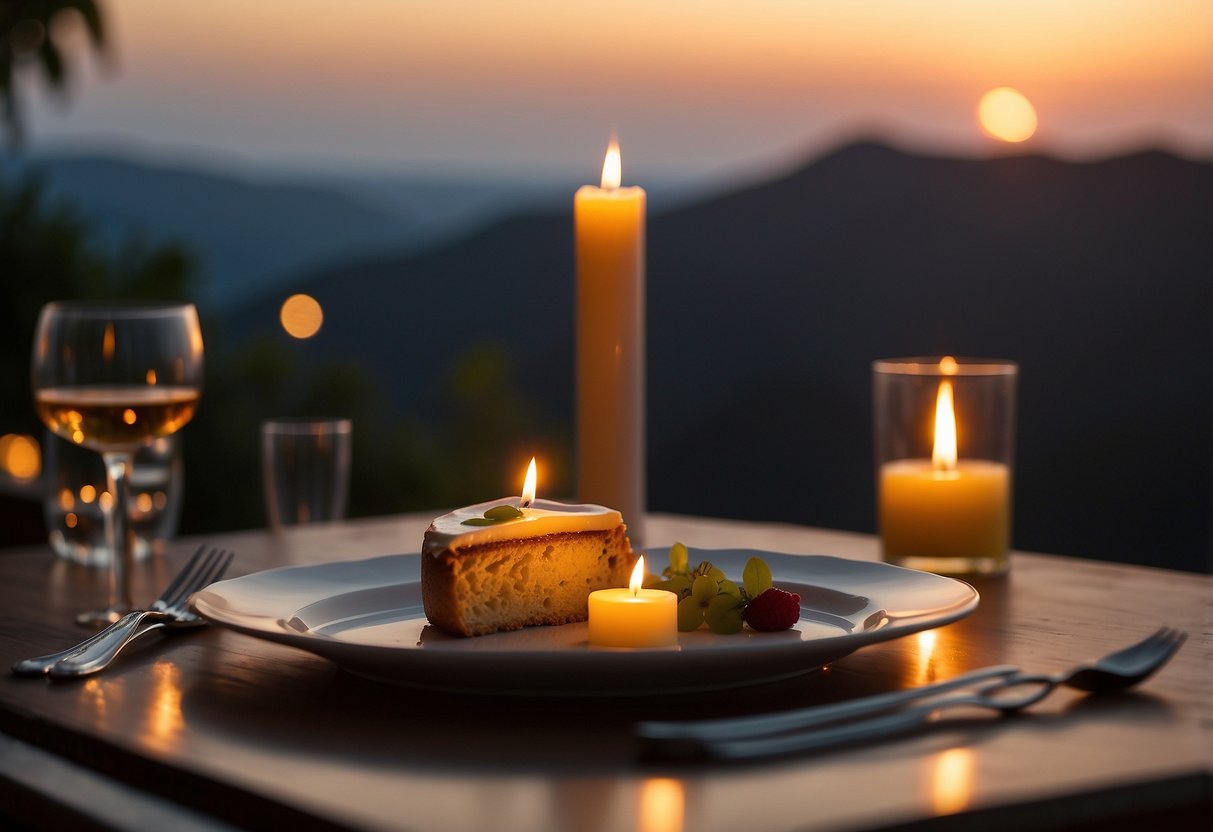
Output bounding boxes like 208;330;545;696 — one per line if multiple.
978;87;1038;143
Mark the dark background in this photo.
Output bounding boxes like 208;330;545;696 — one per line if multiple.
213;141;1211;572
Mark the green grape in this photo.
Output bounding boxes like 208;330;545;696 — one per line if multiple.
718;579;742;599
705;594;744;634
691;574;718;604
658;576;692;597
669;542;689;574
692;561;726;582
677;596;705;631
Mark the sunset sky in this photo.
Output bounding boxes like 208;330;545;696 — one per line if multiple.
18;0;1213;181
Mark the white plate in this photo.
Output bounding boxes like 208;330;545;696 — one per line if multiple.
192;548;978;695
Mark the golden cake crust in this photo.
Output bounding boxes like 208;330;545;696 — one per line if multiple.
422;525;634;637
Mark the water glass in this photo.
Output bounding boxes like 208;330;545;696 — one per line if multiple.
261;418;351;529
43;431;182;564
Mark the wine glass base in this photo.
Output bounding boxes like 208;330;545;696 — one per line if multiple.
75;607;129;628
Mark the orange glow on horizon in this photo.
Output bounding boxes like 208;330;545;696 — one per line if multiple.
35;0;1210;171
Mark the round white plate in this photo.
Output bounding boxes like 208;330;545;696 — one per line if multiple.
192;548;978;695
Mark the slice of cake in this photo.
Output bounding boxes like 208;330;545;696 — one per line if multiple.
422;498;635;637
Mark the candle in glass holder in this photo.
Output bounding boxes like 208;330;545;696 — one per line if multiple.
874;357;1017;576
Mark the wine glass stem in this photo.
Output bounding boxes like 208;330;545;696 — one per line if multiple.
102;451;136;617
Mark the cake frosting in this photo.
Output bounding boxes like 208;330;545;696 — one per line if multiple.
422;497;623;556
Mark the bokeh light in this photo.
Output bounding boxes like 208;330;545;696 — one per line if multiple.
0;434;41;480
280;294;324;339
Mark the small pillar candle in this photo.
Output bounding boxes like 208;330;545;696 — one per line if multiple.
588;556;677;648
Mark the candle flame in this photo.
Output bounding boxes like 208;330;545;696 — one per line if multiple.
520;457;537;508
933;378;958;471
601;135;622;190
629;555;645;596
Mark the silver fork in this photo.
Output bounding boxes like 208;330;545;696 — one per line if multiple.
638;627;1187;760
11;546;233;678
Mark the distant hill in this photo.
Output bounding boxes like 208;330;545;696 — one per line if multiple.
0;154;416;308
0;153;712;310
229;141;1212;572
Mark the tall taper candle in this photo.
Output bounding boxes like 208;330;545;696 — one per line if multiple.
575;136;646;543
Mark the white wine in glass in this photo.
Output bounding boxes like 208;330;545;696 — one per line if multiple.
32;302;204;626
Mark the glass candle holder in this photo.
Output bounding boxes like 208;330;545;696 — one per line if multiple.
873;357;1017;576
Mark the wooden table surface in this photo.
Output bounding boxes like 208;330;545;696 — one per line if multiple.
0;513;1209;832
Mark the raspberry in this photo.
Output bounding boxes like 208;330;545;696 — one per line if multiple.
744;587;801;631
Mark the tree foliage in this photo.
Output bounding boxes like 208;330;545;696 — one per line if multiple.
0;0;106;146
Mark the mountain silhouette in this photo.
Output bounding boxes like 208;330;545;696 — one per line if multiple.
0;153;416;308
231;140;1212;572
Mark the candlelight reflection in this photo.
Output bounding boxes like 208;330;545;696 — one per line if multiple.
79;677;124;726
915;628;939;685
143;660;185;751
908;626;967;688
639;777;684;832
929;748;975;815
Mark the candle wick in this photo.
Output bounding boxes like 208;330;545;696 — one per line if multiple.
519;497;532;510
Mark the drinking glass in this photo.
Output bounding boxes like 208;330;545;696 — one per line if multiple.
43;431;183;565
261;418;351;530
32;301;204;625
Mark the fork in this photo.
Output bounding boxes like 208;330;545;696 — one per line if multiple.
638;627;1187;760
11;546;233;678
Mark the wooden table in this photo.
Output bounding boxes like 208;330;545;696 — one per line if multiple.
1;513;1209;831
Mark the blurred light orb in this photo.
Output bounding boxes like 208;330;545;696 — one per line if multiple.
0;433;41;480
280;294;324;339
977;87;1037;143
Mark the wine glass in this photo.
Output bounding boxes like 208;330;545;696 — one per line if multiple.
32;301;204;626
